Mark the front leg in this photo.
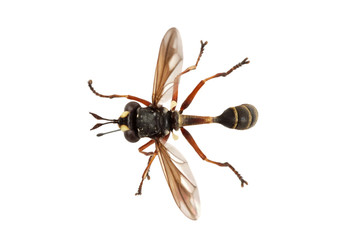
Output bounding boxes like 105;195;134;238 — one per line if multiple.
88;80;151;106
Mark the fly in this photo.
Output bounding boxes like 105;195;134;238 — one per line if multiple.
88;28;258;220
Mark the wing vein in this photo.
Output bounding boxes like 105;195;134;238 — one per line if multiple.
156;140;200;220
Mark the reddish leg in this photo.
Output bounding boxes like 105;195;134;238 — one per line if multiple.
135;135;170;193
180;127;248;187
139;139;155;156
88;80;151;106
135;152;158;196
179;58;250;113
138;139;155;180
171;41;208;110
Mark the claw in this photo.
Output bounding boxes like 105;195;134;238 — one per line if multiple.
241;179;248;187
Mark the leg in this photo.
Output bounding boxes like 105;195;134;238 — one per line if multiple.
136;135;169;184
180;127;248;187
138;135;170;157
135;152;158;195
179;58;250;113
88;80;151;106
139;139;155;156
181;40;208;75
171;41;208;110
138;139;155;179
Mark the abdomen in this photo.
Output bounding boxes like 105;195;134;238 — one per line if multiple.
179;104;258;131
215;104;258;130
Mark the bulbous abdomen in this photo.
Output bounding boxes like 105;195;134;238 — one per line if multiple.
215;104;258;130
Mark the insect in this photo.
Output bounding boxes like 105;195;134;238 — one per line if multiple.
88;28;258;220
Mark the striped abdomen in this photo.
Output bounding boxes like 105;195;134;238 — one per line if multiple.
214;104;258;130
178;104;258;130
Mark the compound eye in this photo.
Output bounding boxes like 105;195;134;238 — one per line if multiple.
124;130;140;143
124;102;140;112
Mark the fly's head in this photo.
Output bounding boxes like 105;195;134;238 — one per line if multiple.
89;101;141;142
119;101;140;142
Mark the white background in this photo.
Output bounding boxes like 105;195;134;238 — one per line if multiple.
1;0;359;239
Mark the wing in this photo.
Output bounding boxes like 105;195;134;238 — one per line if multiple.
152;28;183;107
156;140;200;220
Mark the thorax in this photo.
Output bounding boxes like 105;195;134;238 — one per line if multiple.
135;106;172;139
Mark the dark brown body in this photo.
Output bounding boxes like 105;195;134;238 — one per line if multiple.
125;103;258;142
179;104;258;130
88;27;258;220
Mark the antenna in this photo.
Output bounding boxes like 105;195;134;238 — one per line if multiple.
97;129;122;137
89;112;118;130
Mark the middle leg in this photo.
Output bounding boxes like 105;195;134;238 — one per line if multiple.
138;139;155;179
139;139;155;156
135;152;158;196
137;135;169;182
179;58;250;113
171;40;208;110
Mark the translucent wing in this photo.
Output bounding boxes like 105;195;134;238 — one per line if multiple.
152;28;183;107
156;140;200;220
